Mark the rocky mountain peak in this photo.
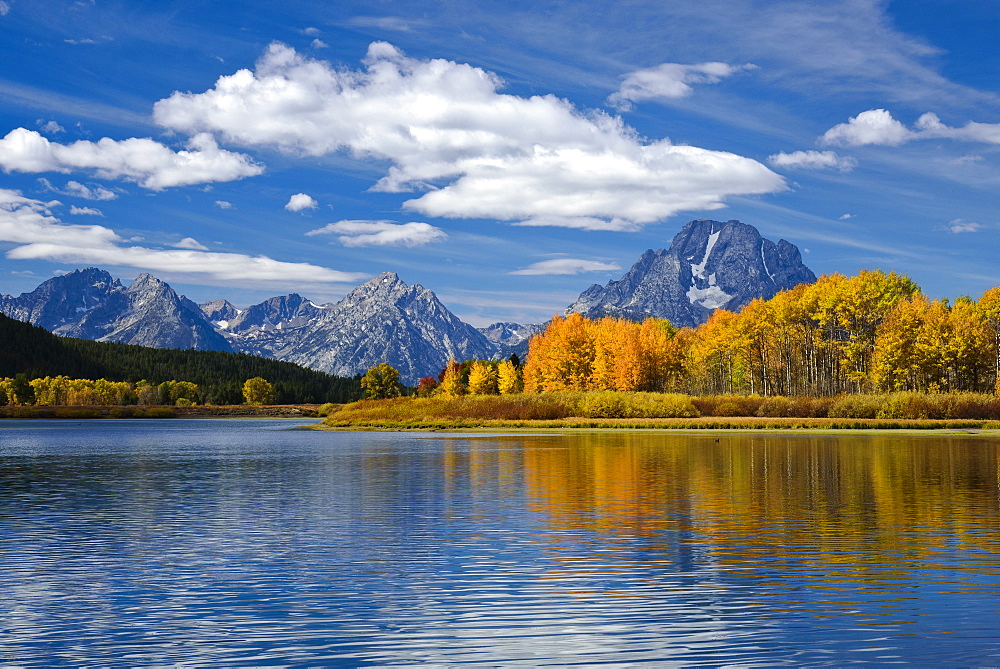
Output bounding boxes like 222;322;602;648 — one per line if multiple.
567;219;816;328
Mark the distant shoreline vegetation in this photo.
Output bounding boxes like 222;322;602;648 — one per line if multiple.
321;391;1000;430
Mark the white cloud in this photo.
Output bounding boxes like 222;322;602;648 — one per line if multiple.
0;128;263;189
945;219;983;234
38;178;118;201
285;192;318;212
213;200;233;209
511;216;641;232
0;189;366;286
914;113;1000;144
0;2;9;16
768;150;857;172
302;27;320;36
37;120;64;134
608;62;754;110
65;180;117;200
821;109;912;146
69;205;102;216
822;109;1000;148
349;16;415;32
153;42;785;230
509;258;621;275
171;236;209;250
306;219;447;247
311;39;328;49
839;213;854;220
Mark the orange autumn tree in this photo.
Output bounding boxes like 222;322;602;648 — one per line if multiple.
523;314;684;393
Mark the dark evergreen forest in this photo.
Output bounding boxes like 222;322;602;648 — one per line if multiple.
0;314;360;404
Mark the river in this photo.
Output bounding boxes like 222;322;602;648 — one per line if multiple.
1;419;998;665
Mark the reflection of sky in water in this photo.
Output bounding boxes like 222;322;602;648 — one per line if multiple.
0;421;999;664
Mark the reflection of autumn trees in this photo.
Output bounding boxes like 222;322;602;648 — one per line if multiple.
524;271;1000;395
517;434;1000;570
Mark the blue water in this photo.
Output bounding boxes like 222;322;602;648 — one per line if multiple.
1;420;999;665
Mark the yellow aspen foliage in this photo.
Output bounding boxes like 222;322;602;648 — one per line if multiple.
467;361;499;395
497;359;522;394
439;358;467;396
871;296;927;391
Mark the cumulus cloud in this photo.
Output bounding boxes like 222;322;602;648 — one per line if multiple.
839;213;855;220
509;258;621;275
821;109;911;146
69;205;102;216
0;189;366;286
311;39;328;49
171;236;209;250
822;109;1000;147
306;219;447;247
768;150;857;172
213;200;233;209
914;113;1000;144
608;62;754;110
153;42;785;230
285;192;318;212
0;128;263;189
945;219;983;234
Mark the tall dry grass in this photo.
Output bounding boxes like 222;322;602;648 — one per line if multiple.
325;390;1000;426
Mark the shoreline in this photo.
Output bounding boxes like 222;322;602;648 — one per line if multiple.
0;404;329;420
315;415;1000;435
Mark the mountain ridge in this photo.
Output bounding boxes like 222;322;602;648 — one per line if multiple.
1;219;816;384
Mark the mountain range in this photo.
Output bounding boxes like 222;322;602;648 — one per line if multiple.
1;219;815;384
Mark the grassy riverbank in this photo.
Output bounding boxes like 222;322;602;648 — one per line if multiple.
319;391;1000;431
0;404;332;419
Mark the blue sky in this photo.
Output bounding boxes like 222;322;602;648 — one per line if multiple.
1;0;999;326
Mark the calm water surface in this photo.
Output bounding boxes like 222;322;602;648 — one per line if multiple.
1;419;999;665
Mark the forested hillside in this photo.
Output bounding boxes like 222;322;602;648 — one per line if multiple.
0;313;359;404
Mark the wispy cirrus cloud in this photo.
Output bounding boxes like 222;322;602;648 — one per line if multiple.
153;42;785;231
38;178;118;201
509;258;621;275
306;219;447;247
0;189;366;286
768;150;857;172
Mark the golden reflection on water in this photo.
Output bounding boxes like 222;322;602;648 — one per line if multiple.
451;433;1000;578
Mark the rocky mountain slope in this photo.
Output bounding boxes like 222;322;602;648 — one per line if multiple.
250;273;496;384
1;268;231;351
567;219;816;327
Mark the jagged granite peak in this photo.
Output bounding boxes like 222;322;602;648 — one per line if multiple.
272;272;496;384
199;299;240;325
567;219;816;328
478;321;546;360
0;267;125;330
56;273;232;351
212;293;334;358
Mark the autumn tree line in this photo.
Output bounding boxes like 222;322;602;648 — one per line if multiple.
0;375;281;407
394;270;1000;399
522;270;1000;396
